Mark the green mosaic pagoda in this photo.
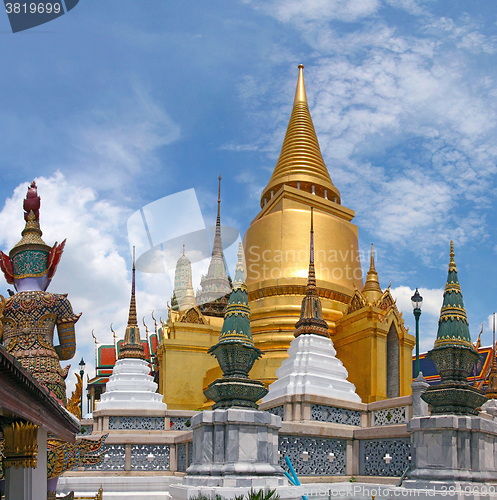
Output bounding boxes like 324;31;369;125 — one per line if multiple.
204;242;267;409
422;241;486;415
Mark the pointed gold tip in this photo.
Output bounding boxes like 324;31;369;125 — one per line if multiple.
294;64;308;104
310;207;314;232
362;242;382;301
132;246;136;269
260;63;340;207
370;243;376;272
449;240;456;270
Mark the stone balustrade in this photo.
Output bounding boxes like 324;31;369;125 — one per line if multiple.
69;396;414;482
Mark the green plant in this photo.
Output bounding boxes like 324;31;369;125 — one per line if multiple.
247;489;280;500
189;488;279;500
349;476;356;483
189;495;211;500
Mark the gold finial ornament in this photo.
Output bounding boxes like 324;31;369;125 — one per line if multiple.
362;243;382;304
260;64;340;206
449;240;457;272
2;421;39;469
11;210;49;253
295;64;306;104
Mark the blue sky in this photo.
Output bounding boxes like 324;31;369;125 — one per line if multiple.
1;1;497;404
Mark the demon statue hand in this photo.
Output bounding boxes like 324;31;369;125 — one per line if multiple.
0;182;81;405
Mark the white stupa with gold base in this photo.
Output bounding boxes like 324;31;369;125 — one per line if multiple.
262;209;360;404
97;253;166;411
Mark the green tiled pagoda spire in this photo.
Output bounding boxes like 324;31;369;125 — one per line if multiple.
204;243;267;409
435;241;471;346
217;242;253;345
422;241;486;415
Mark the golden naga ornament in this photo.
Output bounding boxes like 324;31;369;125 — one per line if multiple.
67;372;83;420
47;433;108;480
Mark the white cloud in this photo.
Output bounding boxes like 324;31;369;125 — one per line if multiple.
219;143;259;152
255;0;381;24
383;0;427;16
68;88;180;192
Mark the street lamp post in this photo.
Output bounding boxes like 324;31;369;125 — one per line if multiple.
411;289;423;378
79;357;85;419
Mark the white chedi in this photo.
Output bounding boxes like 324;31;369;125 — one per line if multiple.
262;333;361;403
96;358;167;411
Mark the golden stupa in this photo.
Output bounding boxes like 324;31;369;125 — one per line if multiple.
244;64;362;381
244;65;415;402
158;65;415;408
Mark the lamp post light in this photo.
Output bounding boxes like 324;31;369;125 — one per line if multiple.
79;357;85;419
411;288;423;378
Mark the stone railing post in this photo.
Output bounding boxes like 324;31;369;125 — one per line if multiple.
411;372;429;417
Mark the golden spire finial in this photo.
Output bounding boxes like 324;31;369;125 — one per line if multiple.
449;240;457;272
369;243;376;272
362;243;382;304
294;64;307;104
260;64;340;207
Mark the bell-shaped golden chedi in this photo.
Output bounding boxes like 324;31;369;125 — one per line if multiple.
244;65;364;387
260;65;341;206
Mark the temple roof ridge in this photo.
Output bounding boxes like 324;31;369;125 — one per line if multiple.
260;64;340;207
